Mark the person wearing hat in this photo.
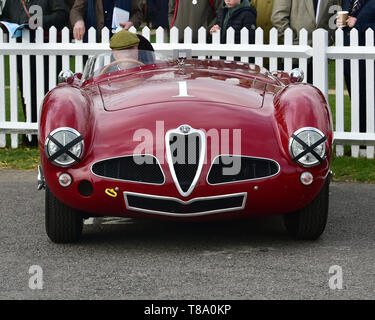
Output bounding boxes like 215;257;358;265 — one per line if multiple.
110;29;140;66
102;29;154;73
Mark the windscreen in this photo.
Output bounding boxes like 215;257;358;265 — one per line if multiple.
82;50;172;82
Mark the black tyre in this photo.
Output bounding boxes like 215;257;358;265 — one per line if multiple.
45;187;83;243
284;179;329;240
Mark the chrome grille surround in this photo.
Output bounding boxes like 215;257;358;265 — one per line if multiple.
165;124;206;197
124;192;247;217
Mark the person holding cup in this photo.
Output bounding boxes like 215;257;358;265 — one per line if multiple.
338;0;375;135
337;0;368;28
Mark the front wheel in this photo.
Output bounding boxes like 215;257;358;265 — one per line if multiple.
45;187;83;243
284;179;329;240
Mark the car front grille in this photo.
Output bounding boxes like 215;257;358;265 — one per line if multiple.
92;155;164;184
168;132;202;193
125;192;247;216
207;155;279;185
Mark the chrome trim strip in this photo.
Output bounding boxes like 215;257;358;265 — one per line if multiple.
206;154;281;186
90;154;166;186
37;165;46;190
165;124;206;197
124;191;247;217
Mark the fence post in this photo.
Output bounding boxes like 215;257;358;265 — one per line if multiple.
0;29;5;147
284;28;293;72
156;26;166;44
226;27;235;61
22;29;32;143
170;26;179;44
9;36;18;148
335;28;345;157
184;27;193;44
142;26;151;41
312;29;329;100
350;28;360;157
198;27;207;60
366;29;375;159
251;27;260;65
35;28;45;129
48;27;57;90
269;28;278;71
298;29;308;83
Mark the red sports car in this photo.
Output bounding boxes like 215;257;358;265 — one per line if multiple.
38;50;333;243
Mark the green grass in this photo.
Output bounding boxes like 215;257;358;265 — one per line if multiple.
328;94;351;132
331;156;375;183
0;146;39;170
329;60;335;90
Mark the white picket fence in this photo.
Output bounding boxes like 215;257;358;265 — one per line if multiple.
0;26;375;158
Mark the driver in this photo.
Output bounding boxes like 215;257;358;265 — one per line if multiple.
109;30;142;71
106;30;155;72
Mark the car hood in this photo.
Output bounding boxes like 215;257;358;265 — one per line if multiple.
98;66;281;111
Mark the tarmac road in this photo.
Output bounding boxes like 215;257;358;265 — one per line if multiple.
0;169;374;300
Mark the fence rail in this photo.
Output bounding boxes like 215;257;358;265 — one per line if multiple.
0;26;374;158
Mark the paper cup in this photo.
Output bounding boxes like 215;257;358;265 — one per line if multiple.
337;11;349;27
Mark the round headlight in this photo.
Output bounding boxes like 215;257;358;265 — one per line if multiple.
45;128;84;167
289;128;326;167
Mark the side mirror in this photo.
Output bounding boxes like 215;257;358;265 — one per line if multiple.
289;68;304;83
58;70;75;85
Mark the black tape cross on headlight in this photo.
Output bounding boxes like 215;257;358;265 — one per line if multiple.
291;134;327;164
47;134;83;163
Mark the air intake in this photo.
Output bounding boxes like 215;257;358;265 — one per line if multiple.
207;155;279;185
92;155;164;184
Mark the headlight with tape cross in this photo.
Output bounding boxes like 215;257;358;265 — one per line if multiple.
45;127;84;167
289;127;327;167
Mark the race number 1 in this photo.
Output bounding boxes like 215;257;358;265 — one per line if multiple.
173;81;194;98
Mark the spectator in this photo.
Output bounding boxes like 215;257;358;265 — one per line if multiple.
147;0;169;29
250;0;273;70
271;0;341;45
169;0;222;43
251;0;273;44
0;0;67;31
70;0;144;41
339;0;375;134
0;0;68;146
271;0;341;83
210;0;256;45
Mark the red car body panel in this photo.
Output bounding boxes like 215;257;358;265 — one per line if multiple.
39;59;333;221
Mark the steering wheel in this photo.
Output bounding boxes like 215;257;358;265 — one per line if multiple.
100;58;145;75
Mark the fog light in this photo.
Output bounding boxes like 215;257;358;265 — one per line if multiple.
58;173;72;187
300;172;313;185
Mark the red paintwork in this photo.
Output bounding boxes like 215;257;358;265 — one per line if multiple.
39;59;333;221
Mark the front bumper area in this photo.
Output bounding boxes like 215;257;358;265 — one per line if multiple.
124;191;247;217
41;155;330;220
